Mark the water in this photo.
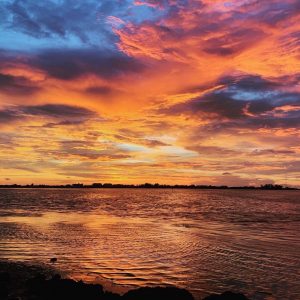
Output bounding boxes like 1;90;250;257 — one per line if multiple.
0;188;299;299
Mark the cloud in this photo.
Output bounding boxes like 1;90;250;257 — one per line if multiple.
0;73;41;95
0;104;97;125
3;0;125;45
0;133;18;150
133;0;171;9
114;0;300;100
218;74;281;91
0;159;41;173
186;145;239;157
143;139;169;147
202;28;267;57
159;73;300;129
251;149;296;156
0;108;23;124
1;0;165;51
29;49;144;80
43;120;88;128
115;128;170;147
85;86;114;95
22;104;95;119
211;173;274;187
54;140;131;160
245;1;300;26
161;92;246;119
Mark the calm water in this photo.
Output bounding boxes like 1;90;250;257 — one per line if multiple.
0;188;299;299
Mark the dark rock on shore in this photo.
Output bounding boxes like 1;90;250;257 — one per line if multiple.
0;272;11;299
17;275;195;300
1;274;250;300
26;274;107;300
123;286;194;300
0;261;250;300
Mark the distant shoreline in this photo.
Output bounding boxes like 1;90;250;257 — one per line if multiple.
0;183;298;190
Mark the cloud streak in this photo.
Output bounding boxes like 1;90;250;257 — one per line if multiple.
0;104;97;125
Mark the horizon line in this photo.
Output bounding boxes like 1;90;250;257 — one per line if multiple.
0;183;298;190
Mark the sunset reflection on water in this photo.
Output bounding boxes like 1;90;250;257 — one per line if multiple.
0;188;299;299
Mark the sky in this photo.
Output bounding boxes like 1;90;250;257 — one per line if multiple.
0;0;300;186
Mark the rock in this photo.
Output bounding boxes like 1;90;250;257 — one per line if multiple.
203;291;249;300
104;291;122;300
51;274;61;281
123;286;195;300
0;272;11;299
27;275;105;300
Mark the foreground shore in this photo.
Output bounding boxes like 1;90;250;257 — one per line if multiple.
0;261;249;300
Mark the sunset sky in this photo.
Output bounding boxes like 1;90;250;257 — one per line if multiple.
0;0;300;186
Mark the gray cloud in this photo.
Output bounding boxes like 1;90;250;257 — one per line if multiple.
29;49;144;80
0;73;41;95
0;104;97;125
22;104;95;119
85;86;114;95
160;73;300;129
0;108;22;124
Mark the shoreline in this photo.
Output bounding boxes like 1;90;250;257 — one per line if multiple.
0;260;250;300
0;184;298;190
